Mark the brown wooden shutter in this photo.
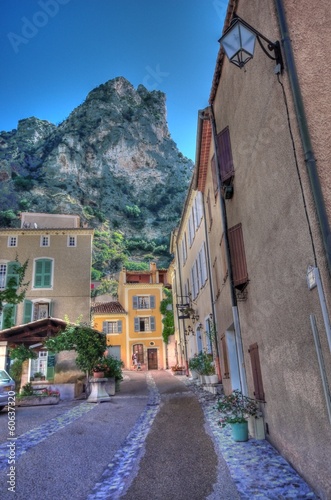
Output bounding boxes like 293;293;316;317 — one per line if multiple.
221;335;229;378
228;223;248;290
248;343;265;401
217;127;234;183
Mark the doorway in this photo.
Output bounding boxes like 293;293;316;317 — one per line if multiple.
225;328;241;391
147;348;158;370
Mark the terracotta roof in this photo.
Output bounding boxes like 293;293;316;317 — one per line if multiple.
91;301;127;314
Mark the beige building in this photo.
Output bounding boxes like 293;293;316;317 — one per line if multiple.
0;212;94;386
171;1;331;497
170;170;221;377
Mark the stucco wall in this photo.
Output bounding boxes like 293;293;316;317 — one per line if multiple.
209;0;331;496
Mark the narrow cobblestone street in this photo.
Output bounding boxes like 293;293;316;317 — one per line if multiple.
0;370;318;499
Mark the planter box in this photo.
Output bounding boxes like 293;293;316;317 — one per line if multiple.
17;395;60;407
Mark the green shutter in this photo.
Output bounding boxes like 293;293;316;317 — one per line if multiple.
23;300;33;323
34;259;52;288
150;316;155;331
46;352;56;381
134;317;139;332
150;295;155;308
3;304;16;329
117;320;122;333
6;261;19;288
133;296;138;309
102;321;108;334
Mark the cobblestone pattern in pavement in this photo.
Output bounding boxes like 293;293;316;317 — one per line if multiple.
0;402;96;471
182;377;318;500
87;372;160;500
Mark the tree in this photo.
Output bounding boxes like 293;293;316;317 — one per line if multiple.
0;257;29;328
9;345;37;391
160;288;175;344
44;320;107;377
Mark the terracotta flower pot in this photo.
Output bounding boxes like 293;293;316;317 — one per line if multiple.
93;371;105;378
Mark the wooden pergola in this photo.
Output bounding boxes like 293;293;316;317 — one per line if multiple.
0;318;67;347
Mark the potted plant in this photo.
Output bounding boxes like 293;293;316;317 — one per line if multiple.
188;355;200;379
216;389;260;442
33;371;43;381
101;356;124;395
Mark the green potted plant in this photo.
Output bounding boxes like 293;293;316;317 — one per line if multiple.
216;389;260;442
33;371;43;381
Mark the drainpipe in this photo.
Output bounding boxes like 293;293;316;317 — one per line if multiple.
210;105;248;395
275;0;331;276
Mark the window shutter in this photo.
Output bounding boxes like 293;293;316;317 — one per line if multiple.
43;260;52;287
133;296;138;309
23;300;33;324
228;223;248;290
102;321;108;334
117;320;122;333
211;155;218;196
46;352;56;381
6;261;19;288
49;301;53;318
3;304;16;329
248;343;265;401
150;316;155;331
150;295;155;309
221;335;230;378
134;317;139;332
217;127;234;183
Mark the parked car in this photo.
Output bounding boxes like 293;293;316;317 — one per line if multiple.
0;369;15;411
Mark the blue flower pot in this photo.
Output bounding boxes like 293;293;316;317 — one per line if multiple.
230;421;249;442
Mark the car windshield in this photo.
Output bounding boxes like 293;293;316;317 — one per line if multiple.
0;370;11;382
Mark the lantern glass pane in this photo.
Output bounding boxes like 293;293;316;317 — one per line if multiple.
221;24;241;60
239;23;256;57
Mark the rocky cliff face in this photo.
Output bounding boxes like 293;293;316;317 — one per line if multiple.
0;77;193;272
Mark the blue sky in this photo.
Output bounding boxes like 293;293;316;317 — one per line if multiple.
0;0;227;161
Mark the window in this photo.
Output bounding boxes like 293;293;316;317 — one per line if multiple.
228;223;248;290
188;215;194;247
211;155;219;197
102;320;122;334
134;316;155;332
133;295;155;309
23;300;52;323
68;235;76;247
40;235;50;247
8;236;17;247
198;243;208;286
34;259;53;288
248;343;265;401
181;235;187;264
133;344;144;364
206;189;213;232
0;261;19;290
30;351;48;379
0;264;6;290
213;257;220;300
217;126;234;184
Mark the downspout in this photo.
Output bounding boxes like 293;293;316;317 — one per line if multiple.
210;105;248;395
275;0;331;276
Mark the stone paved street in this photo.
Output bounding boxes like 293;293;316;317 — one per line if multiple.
0;370;318;499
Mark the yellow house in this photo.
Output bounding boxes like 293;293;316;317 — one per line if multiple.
92;262;167;370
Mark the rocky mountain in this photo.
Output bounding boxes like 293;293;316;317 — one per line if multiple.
0;77;193;276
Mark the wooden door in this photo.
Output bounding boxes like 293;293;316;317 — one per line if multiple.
147;348;158;370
